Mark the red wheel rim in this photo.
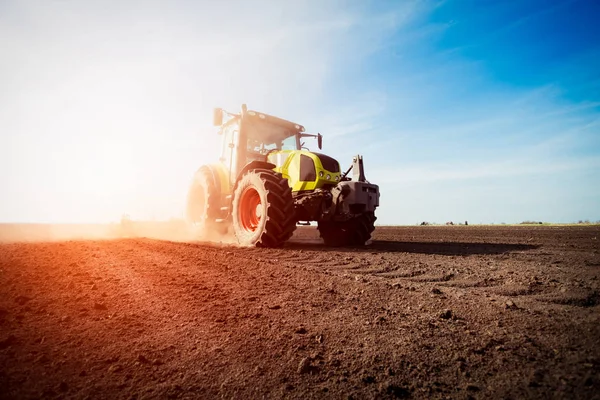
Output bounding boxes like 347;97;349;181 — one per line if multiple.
239;188;262;232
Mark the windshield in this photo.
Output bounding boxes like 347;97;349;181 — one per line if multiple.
281;135;298;150
245;119;299;152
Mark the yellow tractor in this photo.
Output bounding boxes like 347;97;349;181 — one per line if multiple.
186;104;380;247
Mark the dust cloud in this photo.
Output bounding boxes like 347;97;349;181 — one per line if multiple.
0;219;237;245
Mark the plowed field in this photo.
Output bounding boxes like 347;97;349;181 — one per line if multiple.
1;226;599;399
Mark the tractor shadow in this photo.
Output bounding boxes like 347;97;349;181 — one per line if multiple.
285;239;540;256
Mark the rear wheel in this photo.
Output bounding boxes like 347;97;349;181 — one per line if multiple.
232;169;296;247
317;212;376;247
186;166;226;235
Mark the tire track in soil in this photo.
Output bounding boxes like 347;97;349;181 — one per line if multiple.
289;226;600;330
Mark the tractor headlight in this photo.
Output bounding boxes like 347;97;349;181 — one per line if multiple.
326;174;331;180
319;171;324;177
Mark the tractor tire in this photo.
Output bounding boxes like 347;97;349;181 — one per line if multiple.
317;212;376;247
232;168;296;247
186;166;225;234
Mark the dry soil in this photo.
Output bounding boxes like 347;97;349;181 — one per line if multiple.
1;225;599;399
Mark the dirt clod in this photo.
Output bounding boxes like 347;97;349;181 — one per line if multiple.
15;296;32;305
466;383;480;391
297;357;311;374
382;383;411;398
0;334;17;349
108;364;123;373
34;354;50;364
505;300;518;309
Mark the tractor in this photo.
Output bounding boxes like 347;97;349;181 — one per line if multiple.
186;104;380;247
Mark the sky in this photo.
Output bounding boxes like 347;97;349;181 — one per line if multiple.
1;0;599;225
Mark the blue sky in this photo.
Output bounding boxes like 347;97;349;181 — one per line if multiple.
1;0;599;224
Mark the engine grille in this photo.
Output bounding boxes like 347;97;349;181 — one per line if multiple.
313;153;340;172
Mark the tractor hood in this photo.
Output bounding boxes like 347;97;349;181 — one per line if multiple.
268;150;341;192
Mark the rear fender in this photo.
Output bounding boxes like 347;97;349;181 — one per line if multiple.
206;163;230;196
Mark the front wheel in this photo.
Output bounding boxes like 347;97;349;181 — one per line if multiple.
317;212;376;247
232;169;296;247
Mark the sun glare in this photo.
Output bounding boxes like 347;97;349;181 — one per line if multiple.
31;116;221;224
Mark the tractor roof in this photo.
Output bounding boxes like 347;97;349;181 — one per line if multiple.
245;110;305;133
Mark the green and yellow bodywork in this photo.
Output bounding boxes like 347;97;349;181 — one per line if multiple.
267;150;341;192
209;150;341;198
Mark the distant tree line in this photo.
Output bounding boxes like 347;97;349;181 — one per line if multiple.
417;220;600;226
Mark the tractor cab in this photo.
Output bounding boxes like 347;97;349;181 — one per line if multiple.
213;105;322;186
243;111;302;158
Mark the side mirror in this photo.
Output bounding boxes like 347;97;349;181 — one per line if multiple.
213;108;223;126
317;133;323;150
